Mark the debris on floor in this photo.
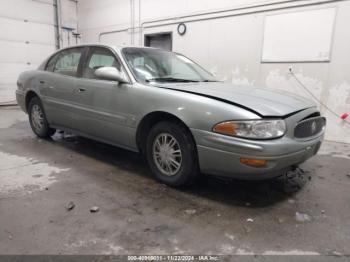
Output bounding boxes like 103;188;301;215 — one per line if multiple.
184;209;196;215
243;226;252;234
246;218;254;222
1;107;350;255
90;206;99;213
288;199;296;204
224;233;235;241
65;201;75;211
295;212;311;222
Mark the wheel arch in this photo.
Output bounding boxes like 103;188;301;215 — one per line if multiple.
25;90;40;113
136;111;197;155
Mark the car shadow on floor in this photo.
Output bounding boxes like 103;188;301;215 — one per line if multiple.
50;131;311;207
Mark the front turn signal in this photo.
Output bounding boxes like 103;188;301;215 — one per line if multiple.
240;158;267;168
213;122;237;136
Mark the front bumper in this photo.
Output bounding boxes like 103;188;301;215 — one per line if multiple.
195;137;322;180
15;90;26;113
191;111;324;180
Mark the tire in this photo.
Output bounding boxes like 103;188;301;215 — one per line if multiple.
28;97;56;138
146;121;199;187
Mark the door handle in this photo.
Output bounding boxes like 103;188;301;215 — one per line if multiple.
78;88;86;92
39;80;45;84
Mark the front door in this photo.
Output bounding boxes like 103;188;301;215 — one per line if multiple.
74;46;134;148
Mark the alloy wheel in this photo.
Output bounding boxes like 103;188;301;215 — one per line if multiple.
31;104;44;133
152;133;182;176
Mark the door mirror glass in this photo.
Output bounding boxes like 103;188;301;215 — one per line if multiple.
94;67;128;83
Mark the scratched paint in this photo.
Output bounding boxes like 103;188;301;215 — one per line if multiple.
265;69;323;101
231;67;254;86
221;66;349;143
327;82;350;107
264;69;350;143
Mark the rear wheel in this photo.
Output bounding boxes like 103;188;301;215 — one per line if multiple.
146;121;199;187
28;97;55;138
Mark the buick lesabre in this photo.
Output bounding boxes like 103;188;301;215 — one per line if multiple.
16;44;326;186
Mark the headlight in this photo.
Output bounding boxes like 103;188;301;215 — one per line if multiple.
213;119;286;139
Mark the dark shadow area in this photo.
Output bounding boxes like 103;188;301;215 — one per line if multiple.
46;131;311;207
188;170;310;207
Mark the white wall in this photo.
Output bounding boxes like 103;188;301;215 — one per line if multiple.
0;0;56;103
0;0;79;104
77;0;350;143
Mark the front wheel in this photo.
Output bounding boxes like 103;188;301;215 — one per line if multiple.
28;97;56;138
146;121;199;187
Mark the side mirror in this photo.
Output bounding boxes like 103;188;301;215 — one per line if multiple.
94;67;128;83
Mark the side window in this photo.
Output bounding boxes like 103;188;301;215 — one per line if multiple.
46;53;59;72
46;48;82;77
83;47;123;79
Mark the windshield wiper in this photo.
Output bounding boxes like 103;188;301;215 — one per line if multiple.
146;77;199;83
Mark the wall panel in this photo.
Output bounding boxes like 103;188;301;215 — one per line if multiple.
0;0;56;103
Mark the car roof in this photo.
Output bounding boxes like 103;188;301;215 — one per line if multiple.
56;44;162;52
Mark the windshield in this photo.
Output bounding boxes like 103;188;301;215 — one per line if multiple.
122;47;217;83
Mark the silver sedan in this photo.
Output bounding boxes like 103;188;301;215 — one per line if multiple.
16;44;326;186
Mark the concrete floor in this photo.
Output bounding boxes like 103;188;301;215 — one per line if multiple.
0;106;350;256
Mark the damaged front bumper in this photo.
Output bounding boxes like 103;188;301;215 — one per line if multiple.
191;108;325;180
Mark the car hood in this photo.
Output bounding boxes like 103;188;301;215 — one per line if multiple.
156;82;316;117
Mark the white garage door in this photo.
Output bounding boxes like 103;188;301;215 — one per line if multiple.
0;0;56;104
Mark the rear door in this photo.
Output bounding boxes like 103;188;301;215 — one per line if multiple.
74;46;135;147
39;47;86;130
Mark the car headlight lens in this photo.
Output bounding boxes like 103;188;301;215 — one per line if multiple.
213;119;286;139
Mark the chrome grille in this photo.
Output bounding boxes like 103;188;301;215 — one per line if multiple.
294;117;326;139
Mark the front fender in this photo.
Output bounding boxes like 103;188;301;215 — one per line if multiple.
131;84;260;133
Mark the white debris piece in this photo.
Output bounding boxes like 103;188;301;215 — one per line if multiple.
225;233;235;241
90;206;99;213
288;199;296;204
295;212;311;222
184;209;196;215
